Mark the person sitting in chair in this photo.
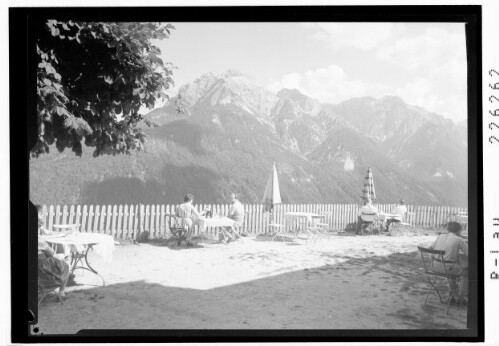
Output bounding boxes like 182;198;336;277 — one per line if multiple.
356;197;378;235
429;221;468;306
37;216;71;299
384;199;408;232
175;194;202;246
222;193;246;242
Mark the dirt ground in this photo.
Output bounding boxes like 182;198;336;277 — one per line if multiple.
35;230;468;334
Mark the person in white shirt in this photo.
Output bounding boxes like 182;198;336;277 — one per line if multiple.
429;222;468;306
356;197;378;235
175;194;202;245
228;193;244;224
384;199;408;232
222;193;246;241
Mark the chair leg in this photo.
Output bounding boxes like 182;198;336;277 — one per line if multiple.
272;231;285;242
445;277;460;314
424;276;443;306
271;232;278;241
38;290;64;306
38;292;48;306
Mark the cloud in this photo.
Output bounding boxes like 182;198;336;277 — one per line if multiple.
303;23;406;51
285;23;468;122
267;60;467;122
395;60;467;121
304;23;466;71
267;64;392;104
375;27;466;69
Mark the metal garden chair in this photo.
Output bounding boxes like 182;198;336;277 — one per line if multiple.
417;246;463;314
166;214;191;247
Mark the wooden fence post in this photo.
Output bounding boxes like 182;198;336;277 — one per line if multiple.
117;205;123;239
138;204;144;239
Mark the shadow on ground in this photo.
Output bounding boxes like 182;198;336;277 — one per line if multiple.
35;249;470;335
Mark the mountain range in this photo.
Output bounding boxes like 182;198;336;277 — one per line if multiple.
29;70;468;207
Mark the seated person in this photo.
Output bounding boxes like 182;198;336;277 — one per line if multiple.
38;236;70;299
385;199;408;232
429;222;468;306
356;197;378;235
222;193;246;242
175;194;202;245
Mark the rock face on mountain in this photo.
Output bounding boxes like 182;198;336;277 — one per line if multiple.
30;70;468;206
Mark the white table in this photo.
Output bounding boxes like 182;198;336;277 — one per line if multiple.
42;233;115;286
378;212;402;220
197;216;236;232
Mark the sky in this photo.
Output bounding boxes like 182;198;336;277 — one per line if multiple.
156;22;467;122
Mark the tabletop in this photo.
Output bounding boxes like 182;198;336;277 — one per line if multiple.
198;216;236;229
42;233;115;262
378;212;401;218
53;224;80;229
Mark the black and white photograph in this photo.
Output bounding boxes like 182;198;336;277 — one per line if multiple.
8;5;484;342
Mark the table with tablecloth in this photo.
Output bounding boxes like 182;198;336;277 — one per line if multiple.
197;216;236;232
42;233;115;285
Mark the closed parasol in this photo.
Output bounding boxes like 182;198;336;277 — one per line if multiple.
262;162;282;209
361;167;377;202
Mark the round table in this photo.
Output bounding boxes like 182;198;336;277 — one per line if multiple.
42;233;115;286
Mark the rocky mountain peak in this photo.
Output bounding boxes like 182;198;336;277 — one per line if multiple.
221;69;246;78
174;70;278;121
274;88;322;118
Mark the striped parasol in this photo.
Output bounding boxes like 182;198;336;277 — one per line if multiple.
361;167;377;201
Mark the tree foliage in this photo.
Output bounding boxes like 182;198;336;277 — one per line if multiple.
34;21;175;157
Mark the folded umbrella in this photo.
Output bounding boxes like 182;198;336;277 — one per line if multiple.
262;162;282;208
361;167;377;202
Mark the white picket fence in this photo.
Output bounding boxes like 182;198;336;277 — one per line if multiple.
39;203;468;240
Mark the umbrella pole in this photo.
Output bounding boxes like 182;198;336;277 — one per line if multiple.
265;205;275;235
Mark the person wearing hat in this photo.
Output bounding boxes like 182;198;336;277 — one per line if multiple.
384;199;408;232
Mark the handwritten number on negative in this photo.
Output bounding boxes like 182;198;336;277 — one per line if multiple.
490;124;499;144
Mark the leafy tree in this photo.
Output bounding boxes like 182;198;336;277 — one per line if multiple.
34;21;175;157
